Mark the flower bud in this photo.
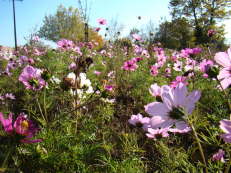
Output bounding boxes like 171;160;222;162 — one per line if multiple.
205;65;220;78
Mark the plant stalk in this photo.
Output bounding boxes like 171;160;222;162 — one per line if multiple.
216;77;231;120
1;140;15;172
189;122;208;173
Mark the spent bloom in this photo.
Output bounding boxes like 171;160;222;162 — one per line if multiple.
18;65;46;91
214;46;231;89
97;18;107;25
0;112;42;143
145;82;201;130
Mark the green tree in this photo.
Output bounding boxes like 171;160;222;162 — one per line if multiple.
38;4;103;46
169;0;231;44
155;17;192;50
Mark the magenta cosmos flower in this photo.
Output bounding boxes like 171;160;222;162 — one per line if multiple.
104;85;114;92
220;119;231;143
97;18;107;25
123;60;136;71
19;65;46;91
170;76;188;88
132;34;143;42
128;113;150;130
214;46;231;89
207;30;216;38
145;82;201;130
0;112;42;143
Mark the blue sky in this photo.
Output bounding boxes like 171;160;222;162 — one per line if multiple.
0;0;230;48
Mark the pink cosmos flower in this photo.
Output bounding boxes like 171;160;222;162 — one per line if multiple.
128;113;150;130
28;58;34;64
212;149;224;162
102;61;106;66
146;127;169;139
182;48;202;58
150;65;158;76
34;36;39;42
57;39;73;50
200;59;214;78
94;27;101;31
132;34;143;42
149;83;172;102
19;56;29;64
0;112;42;143
68;62;76;70
5;93;15;100
145;82;201;130
220;119;231;143
170;76;188;88
33;48;40;55
164;68;171;77
97;18;107;25
87;42;94;50
143;116;165;131
207;30;216;38
214;46;231;89
168;125;191;133
123;60;136;71
94;71;101;76
18;65;46;91
107;71;115;78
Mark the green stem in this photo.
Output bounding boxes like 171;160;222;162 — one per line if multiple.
216;77;231;120
225;158;231;173
35;95;45;122
189;122;208;173
1;141;15;172
43;82;49;131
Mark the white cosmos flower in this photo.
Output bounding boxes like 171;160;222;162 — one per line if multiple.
67;72;93;97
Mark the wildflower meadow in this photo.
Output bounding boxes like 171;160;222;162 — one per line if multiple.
1;3;231;172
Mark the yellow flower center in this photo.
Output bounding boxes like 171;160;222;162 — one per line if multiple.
21;120;29;131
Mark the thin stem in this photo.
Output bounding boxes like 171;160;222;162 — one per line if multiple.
43;82;49;131
74;74;79;134
216;77;231;120
189;122;208;173
225;158;231;173
1;140;15;172
35;95;45;122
